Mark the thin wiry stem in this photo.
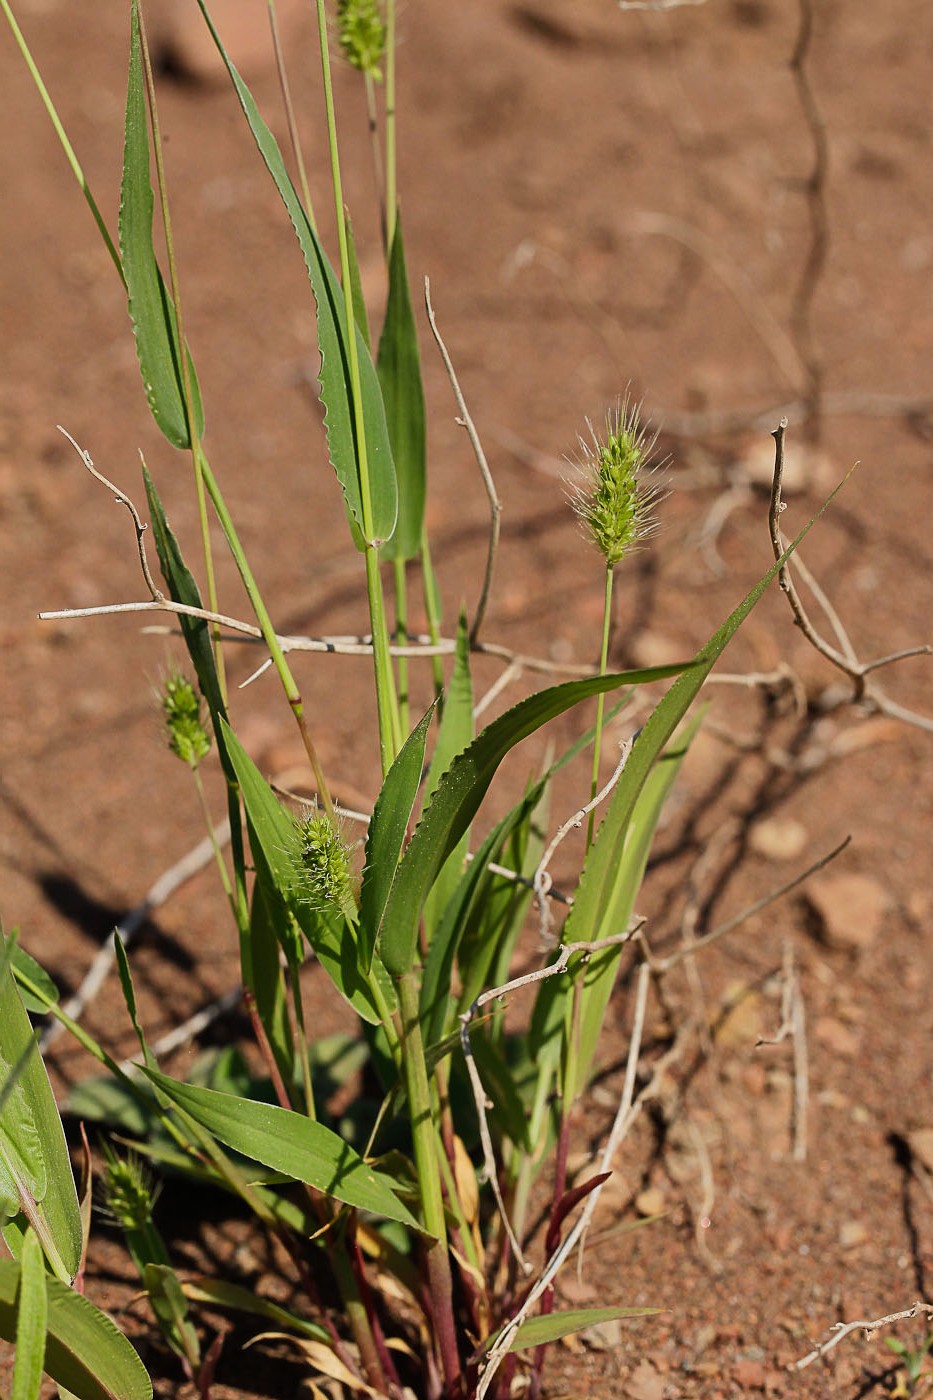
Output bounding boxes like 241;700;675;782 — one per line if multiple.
424;277;501;648
587;565;615;848
789;0;830;439
57;429;164;601
384;0;397;249
534;740;634;943
757;941;809;1162
618;0;708;8
0;0;123;280
459;929;641;1284
364;71;386;252
268;0;316;228
770;421;933;731
475;960;653;1399
136;4;224;690
794;1301;933;1371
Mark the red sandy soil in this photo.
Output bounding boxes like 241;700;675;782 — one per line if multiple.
2;0;932;1396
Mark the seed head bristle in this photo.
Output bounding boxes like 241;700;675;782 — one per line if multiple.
99;1144;160;1233
336;0;386;79
162;672;210;770
569;398;668;567
291;805;358;924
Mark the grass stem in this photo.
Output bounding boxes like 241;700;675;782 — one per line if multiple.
393;556;410;733
137;8;227;701
314;0;400;771
268;0;316;230
385;0;397;251
0;0;123;282
586;564;614;848
396;972;462;1395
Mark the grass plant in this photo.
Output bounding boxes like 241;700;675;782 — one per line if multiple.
0;2;857;1397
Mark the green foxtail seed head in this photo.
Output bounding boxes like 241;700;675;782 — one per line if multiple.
292;806;358;925
570;399;667;568
162;673;210;770
99;1144;160;1233
336;0;386;80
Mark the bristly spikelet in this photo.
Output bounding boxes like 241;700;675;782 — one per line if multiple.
162;672;210;770
291;806;358;925
570;398;667;567
336;0;386;80
99;1143;160;1233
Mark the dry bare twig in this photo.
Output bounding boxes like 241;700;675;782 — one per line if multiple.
793;1301;933;1371
40;434;592;682
424;277;501;648
770;420;932;731
756;940;809;1162
474;960;653;1399
789;0;830;438
685;1117;720;1273
480;972;698;1395
459;926;642;1281
533;738;635;942
57;427;164;600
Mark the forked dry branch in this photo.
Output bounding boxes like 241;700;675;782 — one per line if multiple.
794;1300;933;1372
770;419;932;731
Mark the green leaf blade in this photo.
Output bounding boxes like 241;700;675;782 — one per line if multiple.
181;1276;330;1343
121;1;204;450
505;1305;661;1353
0;1259;152;1400
142;470;234;785
359;702;436;971
194;0;396;548
420;780;545;1048
141;1069;422;1232
536;717;700;1101
378;216;426;562
378;664;688;977
0;931;81;1285
11;1228;47;1400
421;617;474;942
546;480;849;1103
9;944;59;1015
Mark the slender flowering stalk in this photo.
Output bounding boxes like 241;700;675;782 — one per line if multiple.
337;0;389;250
314;0;401;774
569;399;667;846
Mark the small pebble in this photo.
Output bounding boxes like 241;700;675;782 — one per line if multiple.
635;1186;667;1217
839;1220;868;1249
805;872;888;951
749;817;808;862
